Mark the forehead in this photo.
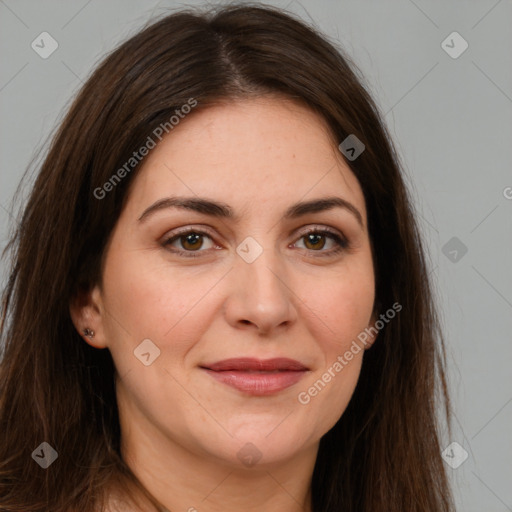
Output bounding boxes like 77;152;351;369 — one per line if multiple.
124;97;367;223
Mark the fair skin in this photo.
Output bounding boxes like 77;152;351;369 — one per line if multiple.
70;97;377;512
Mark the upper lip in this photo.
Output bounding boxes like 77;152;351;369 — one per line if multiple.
201;357;309;371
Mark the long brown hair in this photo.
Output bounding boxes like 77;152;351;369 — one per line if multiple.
0;3;454;511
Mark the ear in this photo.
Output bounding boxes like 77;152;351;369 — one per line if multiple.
69;284;108;349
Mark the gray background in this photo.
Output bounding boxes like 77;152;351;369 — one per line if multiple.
1;1;511;510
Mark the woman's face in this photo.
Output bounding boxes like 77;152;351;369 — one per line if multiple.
79;97;376;469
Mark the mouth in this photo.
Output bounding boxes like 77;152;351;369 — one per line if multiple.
199;357;309;396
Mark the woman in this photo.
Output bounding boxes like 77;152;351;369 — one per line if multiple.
0;3;455;511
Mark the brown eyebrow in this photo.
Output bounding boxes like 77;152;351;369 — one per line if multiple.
138;196;364;228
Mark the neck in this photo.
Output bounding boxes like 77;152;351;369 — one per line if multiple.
119;417;317;512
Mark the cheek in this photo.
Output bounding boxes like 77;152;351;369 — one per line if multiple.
302;266;375;351
298;354;363;442
101;250;220;368
294;265;373;428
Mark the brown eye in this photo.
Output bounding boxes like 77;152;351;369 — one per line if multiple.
294;228;349;256
164;230;216;256
180;232;204;251
303;233;327;250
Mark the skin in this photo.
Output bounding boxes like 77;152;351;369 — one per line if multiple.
70;97;377;512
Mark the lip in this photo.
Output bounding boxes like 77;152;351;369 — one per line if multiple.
200;358;309;396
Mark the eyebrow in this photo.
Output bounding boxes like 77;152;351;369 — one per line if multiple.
138;196;364;228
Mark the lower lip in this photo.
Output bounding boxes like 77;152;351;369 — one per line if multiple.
202;369;308;395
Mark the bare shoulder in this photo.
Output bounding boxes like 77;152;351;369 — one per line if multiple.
103;486;157;512
104;492;138;512
99;485;133;512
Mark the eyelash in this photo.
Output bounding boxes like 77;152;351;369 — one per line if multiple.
162;226;349;259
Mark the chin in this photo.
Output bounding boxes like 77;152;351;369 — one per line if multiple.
216;425;313;468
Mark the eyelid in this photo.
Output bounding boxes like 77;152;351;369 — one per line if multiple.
293;224;344;239
164;225;217;240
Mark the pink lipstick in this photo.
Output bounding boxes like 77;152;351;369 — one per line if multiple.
200;357;309;396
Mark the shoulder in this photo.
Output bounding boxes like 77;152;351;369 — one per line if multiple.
103;486;157;512
101;486;134;512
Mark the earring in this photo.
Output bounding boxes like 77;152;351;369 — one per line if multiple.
83;328;95;339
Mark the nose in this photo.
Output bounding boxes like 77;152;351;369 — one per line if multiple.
223;245;298;335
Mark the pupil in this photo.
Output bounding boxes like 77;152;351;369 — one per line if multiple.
184;233;202;249
307;233;324;249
